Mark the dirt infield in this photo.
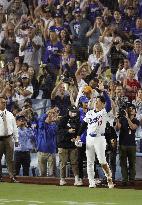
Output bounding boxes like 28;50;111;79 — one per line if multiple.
2;176;142;189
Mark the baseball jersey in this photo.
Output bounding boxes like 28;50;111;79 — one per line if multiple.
84;108;109;138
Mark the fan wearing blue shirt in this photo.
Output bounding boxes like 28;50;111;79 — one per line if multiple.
37;109;57;177
43;29;63;75
15;115;35;176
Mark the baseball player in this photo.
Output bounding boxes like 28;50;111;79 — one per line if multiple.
76;82;114;188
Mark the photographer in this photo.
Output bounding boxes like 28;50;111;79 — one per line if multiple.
57;105;82;186
115;104;139;186
112;84;128;115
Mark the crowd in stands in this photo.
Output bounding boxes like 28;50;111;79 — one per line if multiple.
0;0;142;187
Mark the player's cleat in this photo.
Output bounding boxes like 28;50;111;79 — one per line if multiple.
95;178;101;185
108;182;114;189
60;179;67;186
89;181;96;188
74;179;83;186
10;177;19;183
107;178;114;188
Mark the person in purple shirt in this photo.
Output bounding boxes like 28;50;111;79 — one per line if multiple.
123;6;136;33
111;10;128;40
86;0;103;24
131;17;142;41
132;0;142;18
61;44;77;75
43;29;64;81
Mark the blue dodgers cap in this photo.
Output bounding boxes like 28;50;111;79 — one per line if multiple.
79;96;89;103
16;115;26;121
74;7;81;14
49;27;56;32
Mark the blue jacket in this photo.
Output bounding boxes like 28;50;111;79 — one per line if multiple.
37;114;57;154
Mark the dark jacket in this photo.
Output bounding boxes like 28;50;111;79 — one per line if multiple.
57;115;80;149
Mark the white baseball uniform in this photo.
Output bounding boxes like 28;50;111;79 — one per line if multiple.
83;108;109;182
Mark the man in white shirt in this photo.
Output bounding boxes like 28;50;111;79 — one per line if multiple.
0;96;19;182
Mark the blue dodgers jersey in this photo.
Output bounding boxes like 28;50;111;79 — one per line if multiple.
87;3;102;22
43;40;63;66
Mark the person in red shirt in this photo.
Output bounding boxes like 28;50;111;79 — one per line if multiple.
123;69;141;101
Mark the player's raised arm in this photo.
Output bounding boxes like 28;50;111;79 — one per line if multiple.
103;91;111;113
98;81;111;113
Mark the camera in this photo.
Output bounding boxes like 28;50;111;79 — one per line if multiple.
60;75;70;83
60;68;73;84
113;41;120;45
118;101;132;119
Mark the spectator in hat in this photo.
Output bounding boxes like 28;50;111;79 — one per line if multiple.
57;105;82;186
43;29;64;80
37;108;58;177
15;115;35;176
69;7;91;61
75;84;92;107
131;17;142;41
49;13;64;36
123;6;136;31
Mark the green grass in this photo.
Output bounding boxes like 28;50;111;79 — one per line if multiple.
0;183;142;205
